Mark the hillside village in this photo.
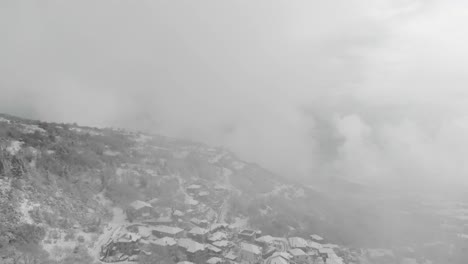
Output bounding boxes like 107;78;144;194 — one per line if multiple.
97;180;348;264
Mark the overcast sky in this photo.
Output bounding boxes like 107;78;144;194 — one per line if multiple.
2;0;468;191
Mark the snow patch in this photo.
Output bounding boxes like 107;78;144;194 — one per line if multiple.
20;124;46;134
6;140;23;155
19;197;40;224
69;127;103;136
0;117;10;123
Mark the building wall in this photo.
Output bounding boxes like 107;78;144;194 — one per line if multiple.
189;233;206;243
136;207;152;217
115;241;137;255
293;255;308;263
186;249;208;263
263;248;276;259
240;250;261;264
126;206;153;221
239;233;256;242
152;230;183;238
154;244;178;256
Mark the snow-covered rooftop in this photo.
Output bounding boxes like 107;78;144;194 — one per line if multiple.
307;240;323;249
178;238;205;253
240;243;262;255
207;257;223;264
153;225;183;235
270;255;289;264
212;240;230;248
206;244;222;253
189;227;209;235
152;237;177;247
115;233;141;243
256;235;277;244
224;251;238;260
327;254;344;264
288;237;308;249
137;226;154;237
190;218;208;225
310;234;324;241
208;231;227;241
289;248;307;257
155;216;173;223
272;252;292;260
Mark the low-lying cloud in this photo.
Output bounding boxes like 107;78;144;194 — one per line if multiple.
1;0;468;191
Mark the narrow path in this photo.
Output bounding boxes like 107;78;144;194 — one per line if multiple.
91;207;127;261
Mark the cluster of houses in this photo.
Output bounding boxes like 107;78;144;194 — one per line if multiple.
100;183;345;264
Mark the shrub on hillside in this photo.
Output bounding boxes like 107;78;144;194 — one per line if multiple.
11;178;23;190
93;132;133;152
11;224;46;245
77;235;85;243
64;230;75;242
55;245;98;264
43;211;58;227
105;182;140;206
22;130;48;148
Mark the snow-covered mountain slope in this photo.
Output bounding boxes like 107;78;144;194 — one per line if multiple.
0;113;465;264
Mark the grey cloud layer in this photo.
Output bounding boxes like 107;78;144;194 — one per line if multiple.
1;0;467;190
